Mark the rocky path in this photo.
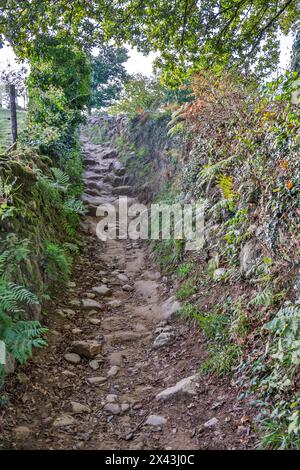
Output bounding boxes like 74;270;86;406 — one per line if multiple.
0;135;255;450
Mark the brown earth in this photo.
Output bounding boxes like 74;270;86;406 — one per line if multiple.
0;135;256;450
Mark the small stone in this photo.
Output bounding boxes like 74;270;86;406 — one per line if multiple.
69;299;81;307
107;365;119;377
92;285;112;297
106;299;122;308
121;403;130;412
72;328;82;335
103;403;120;415
61;370;76;377
87;376;107;385
64;353;81;364
68;282;76;288
89;360;100;370
153;332;174;349
117;273;128;283
122;284;134;292
106;394;118;403
53;414;76;428
203;417;219;428
86;293;96;298
56;309;66;318
63;308;76;317
145;415;167;426
71;340;102;359
70;402;90;414
14;426;31;440
88;318;101;325
81;299;102;310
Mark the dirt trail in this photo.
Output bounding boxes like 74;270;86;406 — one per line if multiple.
0;135;255;450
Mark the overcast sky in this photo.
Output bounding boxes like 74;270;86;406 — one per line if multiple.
0;33;295;76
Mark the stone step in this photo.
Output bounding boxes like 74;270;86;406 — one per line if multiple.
112;186;134;197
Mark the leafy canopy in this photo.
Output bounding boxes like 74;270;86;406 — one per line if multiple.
1;1;299;80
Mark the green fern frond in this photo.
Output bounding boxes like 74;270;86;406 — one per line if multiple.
63;198;86;215
50;168;70;192
4;321;47;364
216;174;235;200
250;288;274;307
199;156;235;180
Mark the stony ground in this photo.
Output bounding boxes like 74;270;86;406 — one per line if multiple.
0;135;256;450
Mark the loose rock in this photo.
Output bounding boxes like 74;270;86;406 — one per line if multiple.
70;402;90;414
64;353;81;364
81;299;102;310
71;340;102;359
145;415;167;426
103;403;120;415
14;426;32;440
53;415;76;428
156;375;199;401
107;365;119;377
87;376;107;385
92;285;112;297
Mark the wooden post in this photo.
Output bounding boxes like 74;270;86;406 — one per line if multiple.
9;84;17;144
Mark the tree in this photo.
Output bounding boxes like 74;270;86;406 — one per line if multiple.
291;30;300;74
88;46;129;113
25;36;91;156
1;1;299;81
110;74;166;116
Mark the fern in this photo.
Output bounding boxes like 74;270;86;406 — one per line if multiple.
216;174;235;200
0;279;47;373
0;312;47;365
0;280;39;315
3;320;47;364
199;155;235;180
250;288;274;307
44;241;72;284
63;198;86;215
51;168;70;192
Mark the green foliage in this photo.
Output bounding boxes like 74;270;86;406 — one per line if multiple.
44;241;72;286
201;343;242;377
291;31;300;75
89;46;129;110
194;309;229;340
1;318;47;365
178;303;200;320
24;36;90;159
0;109;27;153
259;398;300;450
0;240;47;380
2;2;298;82
110;74;166;116
176;261;195;278
0;175;18;220
176;277;197;300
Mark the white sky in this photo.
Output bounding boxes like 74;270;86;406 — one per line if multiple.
0;34;294;76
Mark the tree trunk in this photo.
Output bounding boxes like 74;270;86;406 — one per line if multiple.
9;84;18;144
